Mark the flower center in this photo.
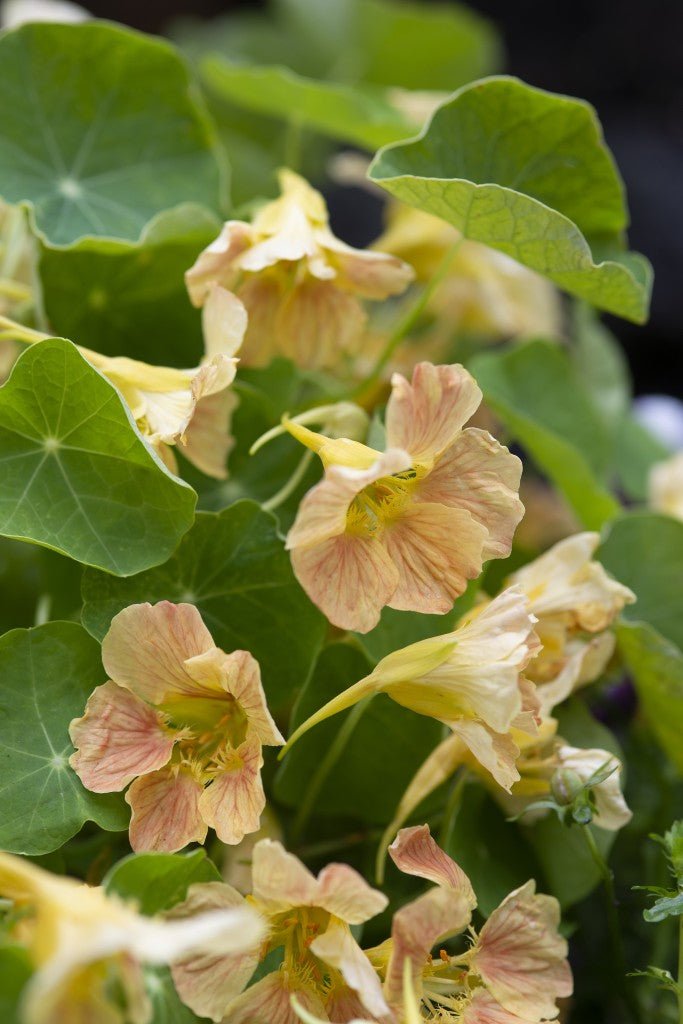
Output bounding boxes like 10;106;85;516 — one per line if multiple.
346;467;423;536
160;693;249;765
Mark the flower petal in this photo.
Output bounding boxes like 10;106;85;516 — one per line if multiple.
460;988;526;1023
199;737;266;846
169;882;260;1022
320;228;414;299
385;362;482;463
310;920;389;1019
276;278;367;370
450;719;520;792
218;649;284;745
315;864;388;925
182;388;238;480
201;284;247;360
384;502;487;615
69;681;175;793
102;602;215;704
126;767;207;853
225;971;327;1024
556;744;632;831
419;428;524;559
185;220;253;306
291;533;400;634
389;825;475;908
251;839;319;911
470;880;572;1020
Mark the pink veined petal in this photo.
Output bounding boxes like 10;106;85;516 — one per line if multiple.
170;882;260;1023
324;985;375;1023
291;533;400;634
251;839;319;912
320;229;415;299
287;449;412;552
384;502;488;615
69;681;175;793
470;880;572;1020
225;970;328;1024
199;737;266;846
384;886;473;1010
315;863;388;925
126;767;207;853
182;388;238;481
237;274;285;367
310;920;389;1020
218;649;284;745
276;278;367;370
385;362;482;463
419;428;524;560
185;220;253;307
389;825;475;908
460;988;527;1024
102;602;215;704
449;719;520;792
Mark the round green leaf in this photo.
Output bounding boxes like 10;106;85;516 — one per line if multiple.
370;76;652;323
0;22;226;246
0;339;196;575
81;502;326;710
0;622;128;855
105;850;221;915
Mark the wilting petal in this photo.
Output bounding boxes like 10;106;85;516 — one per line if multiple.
470;880;572;1020
510;677;541;737
649;450;683;520
69;681;175;793
185;220;253;306
287;448;412;550
419;428;524;559
389;825;475;908
182;388;238;480
460;988;526;1023
323;986;376;1024
509;532;635;631
277;278;367;370
556;745;632;831
226;970;327;1024
450;719;520;792
102;602;215;704
321;228;414;299
385;362;482;463
385;887;472;1008
127;767;207;853
316;863;388;925
536;632;615;716
385;502;487;614
237;274;285;366
291;533;399;634
311;920;389;1019
199;737;266;845
170;882;260;1022
201;284;247;360
251;839;319;911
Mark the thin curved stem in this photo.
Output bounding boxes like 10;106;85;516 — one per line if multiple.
261;449;314;512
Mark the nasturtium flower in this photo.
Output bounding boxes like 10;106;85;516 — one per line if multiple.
649;450;683;520
363;826;572;1024
168;839;389;1023
185;168;414;369
0;850;264;1024
70;600;283;852
282;586;540;792
374;204;562;343
284;361;524;632
507;532;635;710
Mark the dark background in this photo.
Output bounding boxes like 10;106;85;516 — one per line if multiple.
85;0;683;395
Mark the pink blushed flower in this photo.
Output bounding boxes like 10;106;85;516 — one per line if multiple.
69;601;283;853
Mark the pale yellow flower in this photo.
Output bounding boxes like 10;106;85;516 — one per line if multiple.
648;450;683;520
0;851;264;1024
185;169;414;369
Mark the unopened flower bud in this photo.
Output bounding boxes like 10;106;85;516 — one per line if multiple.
551;767;584;806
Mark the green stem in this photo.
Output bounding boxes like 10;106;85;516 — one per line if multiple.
262;450;314;512
353;237;464;398
582;825;639;1024
439;768;468;849
291;695;373;842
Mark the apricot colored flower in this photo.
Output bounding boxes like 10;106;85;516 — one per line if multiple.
508;532;635;710
366;826;571;1023
285;361;524;632
0;851;264;1024
374;203;562;343
169;839;389;1023
70;600;283;852
185;168;414;369
282;586;540;792
649;450;683;520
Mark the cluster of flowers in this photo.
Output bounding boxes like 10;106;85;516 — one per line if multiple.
1;170;637;1023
